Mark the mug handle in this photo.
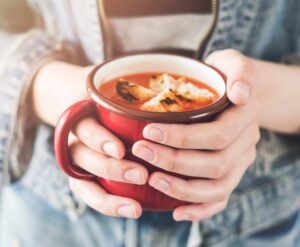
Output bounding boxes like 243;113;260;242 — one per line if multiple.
54;99;96;180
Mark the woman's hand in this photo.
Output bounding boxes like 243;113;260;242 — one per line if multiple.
32;61;148;218
132;49;261;221
68;117;148;218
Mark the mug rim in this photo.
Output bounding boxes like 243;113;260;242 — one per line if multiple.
86;52;230;123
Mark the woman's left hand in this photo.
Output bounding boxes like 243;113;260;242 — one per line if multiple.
132;49;261;221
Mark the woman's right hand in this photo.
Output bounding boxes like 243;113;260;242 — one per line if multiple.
32;61;148;218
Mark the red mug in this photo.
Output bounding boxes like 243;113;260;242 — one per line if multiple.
54;53;229;211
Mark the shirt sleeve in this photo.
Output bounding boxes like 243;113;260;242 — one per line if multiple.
0;28;74;186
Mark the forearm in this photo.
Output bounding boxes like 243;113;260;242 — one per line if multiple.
253;59;300;134
32;61;91;126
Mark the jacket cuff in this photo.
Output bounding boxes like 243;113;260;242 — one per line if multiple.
0;29;73;186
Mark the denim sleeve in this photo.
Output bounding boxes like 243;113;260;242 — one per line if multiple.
280;54;300;65
0;29;71;187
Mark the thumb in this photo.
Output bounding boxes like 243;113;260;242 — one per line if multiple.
227;80;251;106
205;49;252;106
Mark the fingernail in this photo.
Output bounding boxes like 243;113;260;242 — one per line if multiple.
102;142;119;158
133;145;154;163
117;205;136;218
175;213;191;221
150;177;170;191
124;168;144;184
144;127;164;142
231;81;250;100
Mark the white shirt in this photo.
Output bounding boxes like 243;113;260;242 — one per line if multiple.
109;14;212;55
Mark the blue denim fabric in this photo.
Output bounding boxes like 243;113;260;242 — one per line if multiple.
1;0;300;246
1;183;300;247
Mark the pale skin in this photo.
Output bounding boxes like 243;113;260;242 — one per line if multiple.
32;49;300;220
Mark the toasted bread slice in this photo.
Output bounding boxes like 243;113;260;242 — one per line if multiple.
141;89;184;112
176;82;214;101
150;74;214;101
149;74;183;92
116;79;156;102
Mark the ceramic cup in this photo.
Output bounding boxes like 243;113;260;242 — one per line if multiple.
54;53;230;211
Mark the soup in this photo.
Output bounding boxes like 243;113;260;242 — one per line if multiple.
99;73;219;112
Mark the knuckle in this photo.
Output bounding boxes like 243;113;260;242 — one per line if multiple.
211;160;227;179
68;142;86;166
98;158;113;178
235;58;249;75
76;121;90;140
212;131;231;150
231;56;249;74
167;180;191;202
164;150;177;171
255;128;261;144
178;133;187;148
175;186;190;202
170;124;188;148
210;151;229;178
224;50;253;79
214;164;226;179
215;132;229;150
85;133;100;150
176;191;187;202
216;185;229;201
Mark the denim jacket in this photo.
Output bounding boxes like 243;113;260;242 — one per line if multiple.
0;0;300;246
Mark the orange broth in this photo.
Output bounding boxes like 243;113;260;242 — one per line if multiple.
99;73;219;112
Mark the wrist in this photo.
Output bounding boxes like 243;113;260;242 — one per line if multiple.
251;59;300;133
32;60;92;126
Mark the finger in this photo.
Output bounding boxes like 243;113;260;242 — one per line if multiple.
69;178;142;218
133;140;223;178
173;199;228;221
143;102;259;150
205;49;254;105
147;148;257;204
70;141;148;184
72;117;125;159
135;123;259;178
221;147;257;189
149;172;228;203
